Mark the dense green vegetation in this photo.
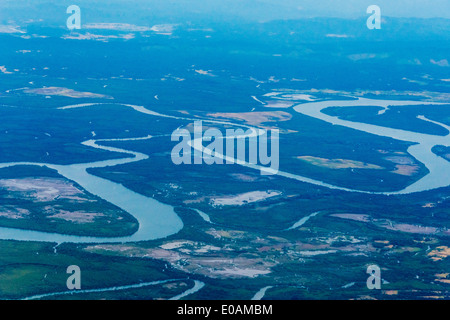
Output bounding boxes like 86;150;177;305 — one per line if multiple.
0;165;138;237
0;15;448;300
0;240;189;300
323;104;450;136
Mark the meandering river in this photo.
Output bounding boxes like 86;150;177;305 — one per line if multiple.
0;136;183;243
0;97;448;245
0;97;447;300
293;98;450;194
22;279;205;300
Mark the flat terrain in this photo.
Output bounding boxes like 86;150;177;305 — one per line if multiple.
0;13;448;300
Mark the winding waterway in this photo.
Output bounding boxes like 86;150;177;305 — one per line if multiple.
22;279;205;300
293;98;450;194
0;97;448;300
0;135;183;243
0;97;448;245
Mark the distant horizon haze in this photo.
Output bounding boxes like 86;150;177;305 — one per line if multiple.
0;0;449;25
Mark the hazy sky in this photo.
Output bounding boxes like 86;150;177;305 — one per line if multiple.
270;0;450;18
1;0;450;25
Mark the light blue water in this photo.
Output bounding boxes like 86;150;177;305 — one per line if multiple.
293;98;450;194
0;136;183;244
1;98;448;244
